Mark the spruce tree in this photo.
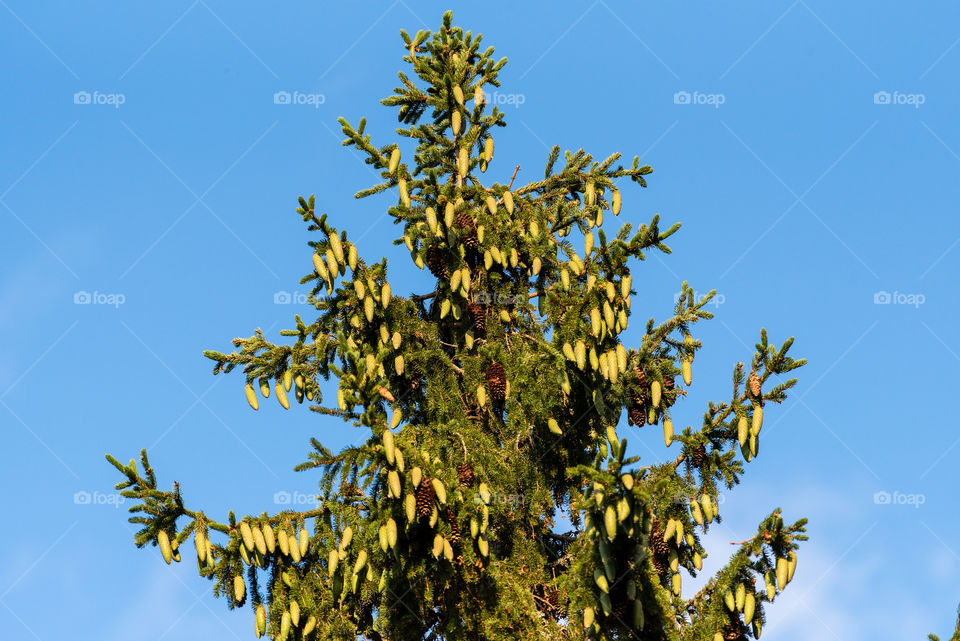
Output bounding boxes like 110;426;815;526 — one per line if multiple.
107;12;809;640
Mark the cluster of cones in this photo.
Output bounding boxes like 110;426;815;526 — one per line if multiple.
627;370;679;427
425;211;478;280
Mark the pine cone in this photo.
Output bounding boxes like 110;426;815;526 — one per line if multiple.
634;368;647;387
650;518;670;557
468;302;487;334
486;362;506;401
691;444;707;468
415;478;436;518
457;463;475;488
748;371;761;398
533;584;559;620
426;246;448;279
664;375;677;406
457;212;478;250
651;553;667;579
628;398;646;427
447;507;461;545
547;589;560;614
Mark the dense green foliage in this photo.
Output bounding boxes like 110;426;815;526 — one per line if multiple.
107;12;811;640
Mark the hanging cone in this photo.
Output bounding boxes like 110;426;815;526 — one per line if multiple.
634;367;647;388
651;554;667;578
535;584;561;620
548;589;560;616
628;401;646;428
457;212;478;250
456;462;475;487
663;376;677;406
415;478;436;518
468;302;487;334
749;371;762;398
446;507;461;545
650;518;671;558
691;444;707;468
426;246;448;279
486;363;506;401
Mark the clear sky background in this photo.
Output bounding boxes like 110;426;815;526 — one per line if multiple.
2;2;959;639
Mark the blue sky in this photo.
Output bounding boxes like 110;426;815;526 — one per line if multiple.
2;2;959;639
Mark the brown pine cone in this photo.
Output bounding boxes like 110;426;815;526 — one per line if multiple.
457;462;475;487
664;376;678;407
691;444;707;468
547;589;560;613
468;301;487;334
486;362;506;401
634;368;647;387
426;246;448;279
457;212;478;250
415;478;436;518
650;518;670;557
628;403;646;428
447;507;461;545
651;553;668;579
748;371;761;398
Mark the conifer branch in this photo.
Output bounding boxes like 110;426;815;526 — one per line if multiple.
507;164;520;189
